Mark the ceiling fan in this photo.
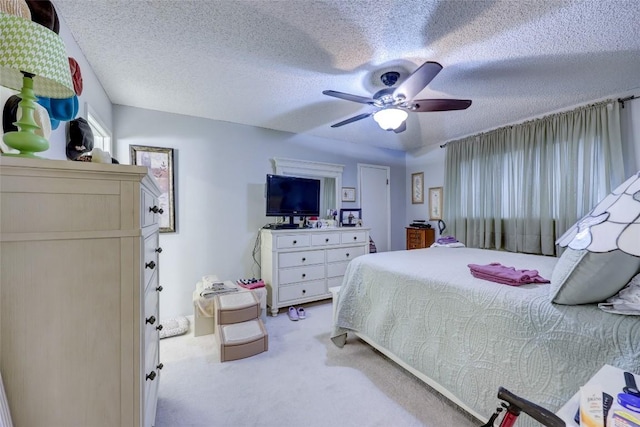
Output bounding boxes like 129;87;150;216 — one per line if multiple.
322;61;471;133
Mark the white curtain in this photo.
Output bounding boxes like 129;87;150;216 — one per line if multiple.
444;100;624;255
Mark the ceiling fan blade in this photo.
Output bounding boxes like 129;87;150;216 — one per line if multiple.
330;113;373;128
393;61;443;101
393;121;407;133
322;90;376;105
409;99;472;112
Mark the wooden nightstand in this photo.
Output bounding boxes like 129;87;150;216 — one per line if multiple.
406;227;435;250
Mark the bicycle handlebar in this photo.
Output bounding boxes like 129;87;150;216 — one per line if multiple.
497;387;566;427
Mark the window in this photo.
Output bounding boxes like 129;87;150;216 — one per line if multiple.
85;104;112;154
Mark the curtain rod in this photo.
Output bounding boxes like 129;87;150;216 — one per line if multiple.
618;94;639;108
440;97;628;149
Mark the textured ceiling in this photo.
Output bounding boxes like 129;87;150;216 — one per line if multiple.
53;0;640;153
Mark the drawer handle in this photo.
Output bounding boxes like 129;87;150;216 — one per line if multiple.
353;236;357;240
155;247;163;253
156;324;163;331
346;253;350;258
293;240;297;244
149;205;160;214
302;289;306;294
301;257;306;262
146;315;156;325
157;363;164;370
301;273;306;278
146;371;156;381
325;238;329;242
156;285;163;292
145;261;156;269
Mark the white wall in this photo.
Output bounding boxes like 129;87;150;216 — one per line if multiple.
115;106;406;319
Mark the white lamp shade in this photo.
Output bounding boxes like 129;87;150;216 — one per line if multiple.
373;108;408;130
556;171;640;256
0;13;74;98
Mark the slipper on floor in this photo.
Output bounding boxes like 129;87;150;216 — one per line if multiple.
288;306;299;321
297;307;306;319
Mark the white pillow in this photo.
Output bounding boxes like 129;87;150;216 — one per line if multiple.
550;248;640;305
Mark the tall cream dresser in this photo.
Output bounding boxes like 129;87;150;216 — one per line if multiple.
260;227;369;316
0;157;162;427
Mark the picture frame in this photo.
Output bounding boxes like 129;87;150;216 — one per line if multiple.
411;172;424;204
130;145;176;233
341;187;356;202
429;186;443;220
339;208;361;227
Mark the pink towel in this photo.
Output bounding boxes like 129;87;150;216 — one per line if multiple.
467;262;550;286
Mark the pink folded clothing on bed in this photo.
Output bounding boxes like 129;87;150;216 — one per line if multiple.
467;262;550;286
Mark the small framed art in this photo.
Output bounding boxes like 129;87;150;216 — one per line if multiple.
130;145;176;232
411;172;424;204
341;187;356;202
429;186;443;220
339;208;361;227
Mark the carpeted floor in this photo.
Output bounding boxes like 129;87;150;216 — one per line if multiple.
155;300;482;427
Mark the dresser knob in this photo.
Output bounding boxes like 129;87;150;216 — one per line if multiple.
146;315;156;325
146;371;156;381
302;289;306;294
301;257;306;262
156;324;163;331
155;247;163;253
346;253;350;258
156;285;163;292
293;240;297;244
157;363;164;370
149;205;160;214
301;273;306;278
145;261;156;269
325;238;329;242
353;236;357;240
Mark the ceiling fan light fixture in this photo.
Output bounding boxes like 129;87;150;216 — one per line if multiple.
373;108;408;130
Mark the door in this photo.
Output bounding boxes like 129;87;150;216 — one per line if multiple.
358;164;390;252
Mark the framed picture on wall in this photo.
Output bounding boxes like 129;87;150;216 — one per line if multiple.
130;145;176;232
429;186;443;220
411;172;424;204
341;187;356;202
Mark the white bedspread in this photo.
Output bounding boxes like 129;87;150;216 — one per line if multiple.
331;247;640;425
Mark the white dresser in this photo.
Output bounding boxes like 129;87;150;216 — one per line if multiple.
0;157;162;427
260;227;369;316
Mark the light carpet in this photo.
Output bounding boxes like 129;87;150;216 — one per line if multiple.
155;300;481;427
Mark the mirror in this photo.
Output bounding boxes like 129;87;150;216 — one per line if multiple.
273;158;344;218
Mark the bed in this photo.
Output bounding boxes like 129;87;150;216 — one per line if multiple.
330;247;640;426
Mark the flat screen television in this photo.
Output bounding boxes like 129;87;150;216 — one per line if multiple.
266;174;320;226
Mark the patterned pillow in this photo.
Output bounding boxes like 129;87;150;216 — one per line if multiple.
550;247;640;305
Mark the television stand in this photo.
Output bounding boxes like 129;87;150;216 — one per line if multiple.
273;224;299;229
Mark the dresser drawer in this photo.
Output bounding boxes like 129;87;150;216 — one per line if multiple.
327;260;350;278
142;233;158;288
276;234;310;249
143;232;159;290
326;246;365;263
143;344;160;427
279;249;324;268
278;279;326;302
341;230;367;244
279;264;325;285
311;233;340;246
141;187;159;227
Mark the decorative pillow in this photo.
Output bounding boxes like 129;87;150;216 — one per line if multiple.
550;248;640;305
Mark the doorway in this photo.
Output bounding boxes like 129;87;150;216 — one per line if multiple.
358;164;390;252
